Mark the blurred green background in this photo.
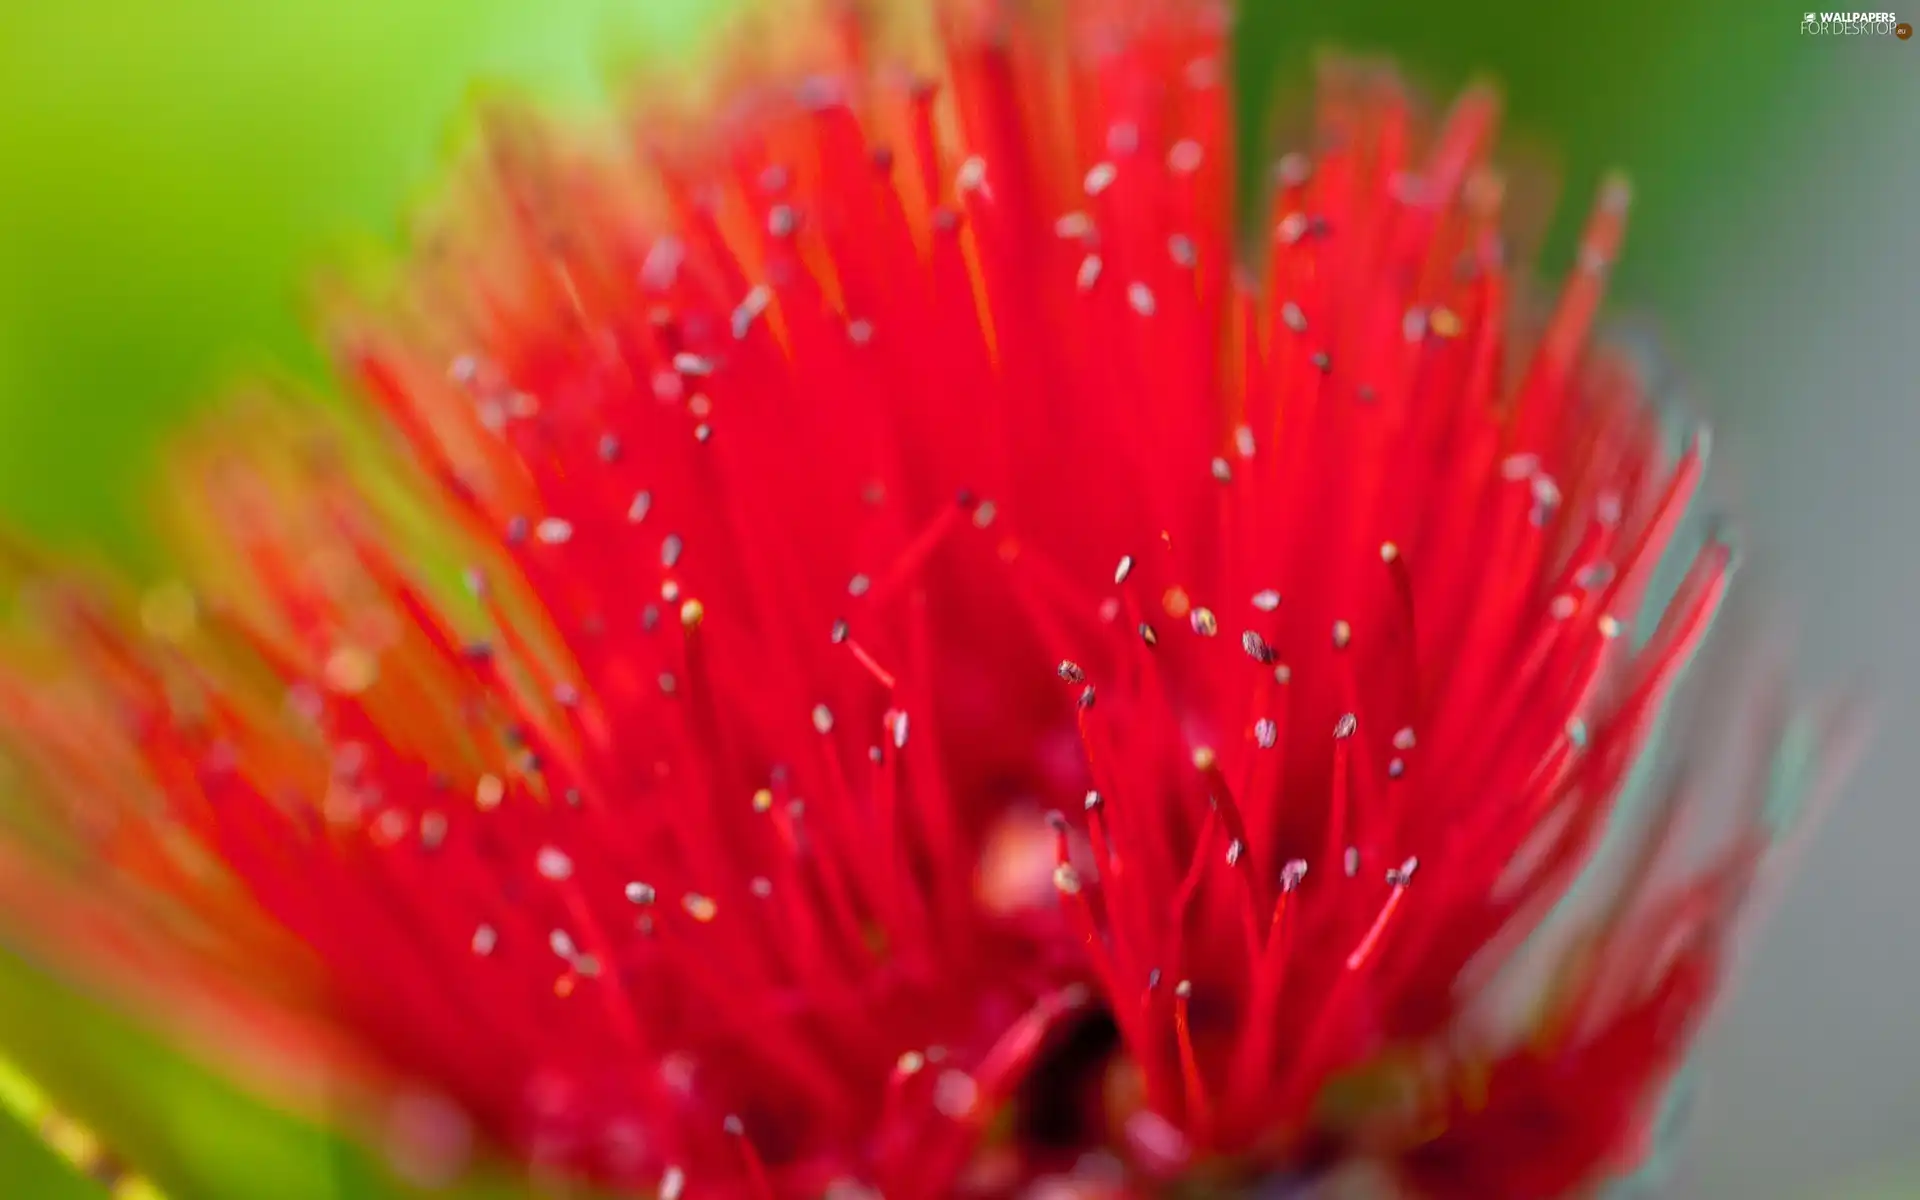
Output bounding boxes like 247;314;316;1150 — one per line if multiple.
1;0;1916;1196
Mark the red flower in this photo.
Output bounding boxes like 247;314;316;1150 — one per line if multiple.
0;2;1849;1197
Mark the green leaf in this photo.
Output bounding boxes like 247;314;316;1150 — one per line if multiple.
0;0;735;567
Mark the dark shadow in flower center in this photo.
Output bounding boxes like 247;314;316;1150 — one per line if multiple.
1013;1003;1121;1151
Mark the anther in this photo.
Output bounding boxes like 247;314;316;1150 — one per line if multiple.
1242;630;1275;663
536;846;574;880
